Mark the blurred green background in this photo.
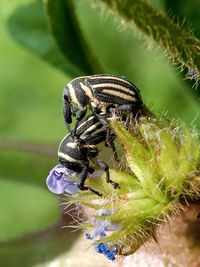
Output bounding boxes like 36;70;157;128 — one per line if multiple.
0;0;199;266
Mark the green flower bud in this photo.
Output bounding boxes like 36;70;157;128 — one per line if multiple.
70;115;200;257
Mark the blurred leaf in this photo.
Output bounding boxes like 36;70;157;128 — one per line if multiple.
0;178;59;241
0;148;59;241
6;0;82;76
45;0;103;74
0;211;81;267
164;0;200;39
0;149;81;266
0;149;56;186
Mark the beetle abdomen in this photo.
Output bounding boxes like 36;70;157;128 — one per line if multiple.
76;115;107;145
88;75;141;105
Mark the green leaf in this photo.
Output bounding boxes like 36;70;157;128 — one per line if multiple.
45;0;103;74
6;0;82;76
97;0;200;83
0;149;81;266
0;149;56;187
112;122;164;201
159;131;180;189
0;178;59;241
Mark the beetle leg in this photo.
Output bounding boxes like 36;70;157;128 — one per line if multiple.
72;107;87;137
92;110;109;126
91;158;120;189
77;164;102;196
105;128;118;161
108;141;118;161
81;186;102;196
112;103;134;113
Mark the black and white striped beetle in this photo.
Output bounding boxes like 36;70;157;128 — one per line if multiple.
58;114;119;196
63;74;142;135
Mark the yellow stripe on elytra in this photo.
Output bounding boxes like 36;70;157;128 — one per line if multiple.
76;115;94;131
90;127;106;136
92;83;136;96
100;89;136;101
58;152;83;163
84;123;99;135
89;75;133;86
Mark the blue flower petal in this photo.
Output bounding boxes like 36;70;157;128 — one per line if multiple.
104;251;116;261
93;218;110;239
64;181;79;194
94;243;116;261
94;243;108;254
85;209;120;261
46;164;79;194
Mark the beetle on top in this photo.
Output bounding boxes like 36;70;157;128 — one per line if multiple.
63;74;143;135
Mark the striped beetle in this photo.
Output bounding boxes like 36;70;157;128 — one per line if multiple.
58;114;119;196
63;74;142;135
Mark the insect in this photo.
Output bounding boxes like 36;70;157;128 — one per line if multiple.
58;114;119;196
63;74;142;135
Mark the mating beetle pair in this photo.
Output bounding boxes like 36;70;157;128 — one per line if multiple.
59;74;143;195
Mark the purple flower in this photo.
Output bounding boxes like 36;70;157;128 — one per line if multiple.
86;209;121;240
190;69;199;77
86;209;121;261
46;166;104;195
86;219;110;240
46;164;79;194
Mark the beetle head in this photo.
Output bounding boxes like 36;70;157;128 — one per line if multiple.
59;158;83;173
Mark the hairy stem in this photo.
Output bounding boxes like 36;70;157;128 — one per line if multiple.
95;0;200;79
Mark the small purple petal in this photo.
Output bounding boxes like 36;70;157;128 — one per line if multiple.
46;164;79;194
105;222;121;231
190;69;198;77
93;219;110;239
85;209;119;261
64;181;79;194
100;230;106;238
85;233;92;239
87;210;121;240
